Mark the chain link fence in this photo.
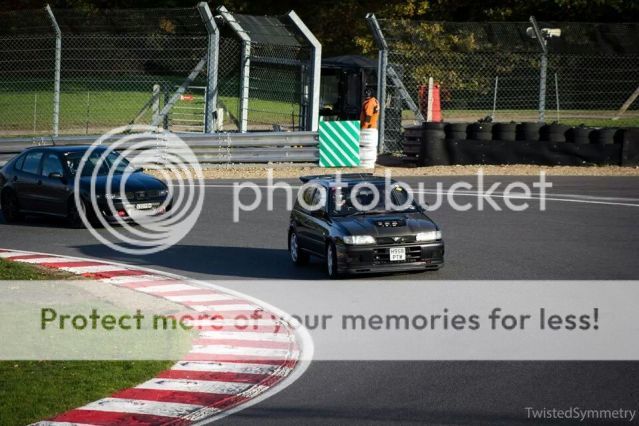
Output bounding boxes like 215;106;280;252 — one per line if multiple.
368;18;639;152
0;5;319;137
217;10;315;132
0;9;57;137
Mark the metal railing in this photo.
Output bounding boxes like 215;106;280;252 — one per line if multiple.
0;132;319;166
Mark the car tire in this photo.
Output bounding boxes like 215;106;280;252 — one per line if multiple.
326;242;341;279
288;230;309;266
1;190;22;223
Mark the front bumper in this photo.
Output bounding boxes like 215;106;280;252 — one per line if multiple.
335;241;445;275
94;197;170;223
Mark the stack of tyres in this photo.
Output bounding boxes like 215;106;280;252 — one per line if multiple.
402;125;423;158
516;122;543;141
419;122;449;166
444;123;469;140
594;128;620;146
468;122;493;141
567;125;592;144
359;129;378;168
622;128;639;166
540;123;570;142
493;123;517;141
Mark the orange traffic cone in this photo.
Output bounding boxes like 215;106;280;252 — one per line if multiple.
418;82;442;122
431;83;442;122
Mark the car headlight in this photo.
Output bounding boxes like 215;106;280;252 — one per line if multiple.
416;230;442;242
343;235;376;245
159;189;169;197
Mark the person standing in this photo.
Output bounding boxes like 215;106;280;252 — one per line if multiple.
359;86;379;168
360;86;379;129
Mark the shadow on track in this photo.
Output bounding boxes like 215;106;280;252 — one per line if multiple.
0;212;69;228
73;244;329;279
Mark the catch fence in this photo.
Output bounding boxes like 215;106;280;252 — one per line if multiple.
366;17;639;152
0;4;320;138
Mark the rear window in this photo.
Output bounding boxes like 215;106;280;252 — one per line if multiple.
22;151;43;175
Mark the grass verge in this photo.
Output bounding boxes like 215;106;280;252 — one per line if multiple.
0;258;77;280
0;360;173;425
0;257;175;426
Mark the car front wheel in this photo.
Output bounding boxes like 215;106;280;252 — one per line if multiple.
289;230;309;265
326;242;340;279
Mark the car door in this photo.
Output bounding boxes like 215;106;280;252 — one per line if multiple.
35;152;69;216
14;150;43;212
305;188;331;256
293;187;316;252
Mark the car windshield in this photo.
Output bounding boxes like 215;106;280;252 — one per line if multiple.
330;184;418;216
65;150;132;176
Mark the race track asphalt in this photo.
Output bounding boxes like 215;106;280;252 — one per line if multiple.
1;175;639;424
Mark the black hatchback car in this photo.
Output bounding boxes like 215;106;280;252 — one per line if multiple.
0;145;170;227
288;174;444;278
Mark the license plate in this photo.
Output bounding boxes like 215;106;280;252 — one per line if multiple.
136;203;153;210
389;247;406;261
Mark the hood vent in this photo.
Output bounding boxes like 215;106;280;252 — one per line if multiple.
373;219;406;228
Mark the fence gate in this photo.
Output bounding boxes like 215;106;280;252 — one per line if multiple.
167;86;207;133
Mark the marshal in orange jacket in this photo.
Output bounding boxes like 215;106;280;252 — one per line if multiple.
360;96;380;129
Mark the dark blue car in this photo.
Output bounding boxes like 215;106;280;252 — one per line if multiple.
0;145;170;227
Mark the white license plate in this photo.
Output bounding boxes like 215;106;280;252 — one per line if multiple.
136;203;154;210
389;247;406;261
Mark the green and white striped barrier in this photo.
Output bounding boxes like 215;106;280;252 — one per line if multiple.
318;120;360;167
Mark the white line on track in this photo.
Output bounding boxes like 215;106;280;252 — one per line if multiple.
415;189;639;208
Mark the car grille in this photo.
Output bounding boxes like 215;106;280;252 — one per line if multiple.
375;235;416;245
125;190;163;201
373;246;422;264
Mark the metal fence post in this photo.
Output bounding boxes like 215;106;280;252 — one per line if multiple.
45;4;61;137
217;6;250;133
287;11;321;132
197;2;219;133
530;16;548;122
491;76;499;120
366;13;388;153
554;73;560;121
